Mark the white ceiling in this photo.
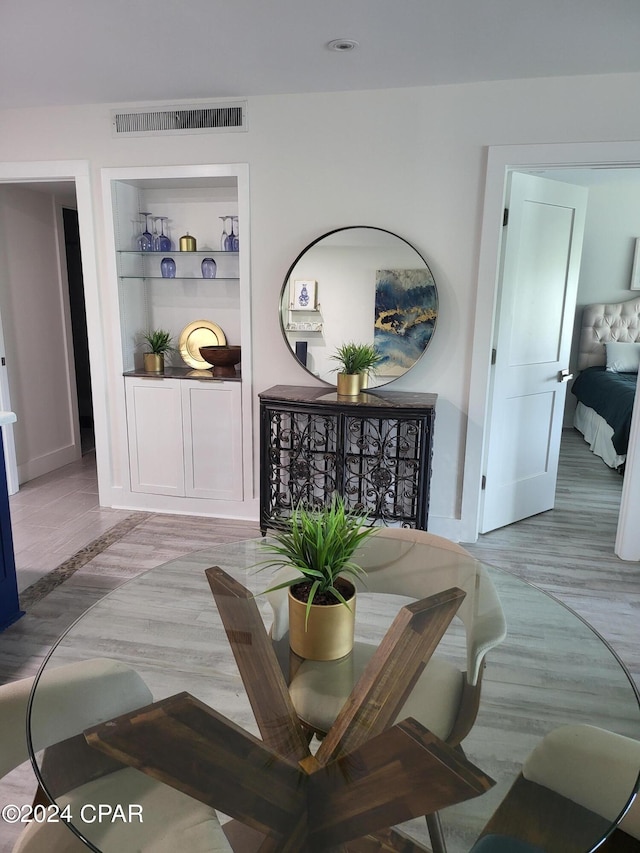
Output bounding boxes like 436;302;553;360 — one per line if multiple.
2;1;640;111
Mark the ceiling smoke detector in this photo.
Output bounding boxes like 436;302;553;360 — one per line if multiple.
327;39;359;52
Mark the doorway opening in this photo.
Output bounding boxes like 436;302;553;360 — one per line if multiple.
0;161;104;506
62;207;94;455
465;141;640;559
0;179;95;490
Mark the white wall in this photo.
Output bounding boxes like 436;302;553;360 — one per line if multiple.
575;179;640;352
577;181;640;306
1;72;640;534
0;185;80;481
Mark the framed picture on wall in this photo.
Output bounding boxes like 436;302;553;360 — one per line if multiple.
291;279;317;310
631;238;640;290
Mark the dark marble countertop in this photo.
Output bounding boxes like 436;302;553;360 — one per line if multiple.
258;384;437;409
124;367;241;382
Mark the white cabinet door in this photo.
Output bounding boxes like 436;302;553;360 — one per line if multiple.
125;378;184;496
182;381;243;500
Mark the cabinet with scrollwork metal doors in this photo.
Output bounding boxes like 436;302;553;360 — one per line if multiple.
259;385;437;534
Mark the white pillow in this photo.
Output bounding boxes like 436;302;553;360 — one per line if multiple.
605;341;640;373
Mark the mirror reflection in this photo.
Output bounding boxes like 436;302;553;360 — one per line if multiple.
279;227;438;388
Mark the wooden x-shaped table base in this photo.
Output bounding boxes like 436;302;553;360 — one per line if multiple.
85;567;494;852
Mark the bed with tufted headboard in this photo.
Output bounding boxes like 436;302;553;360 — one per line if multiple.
571;295;640;469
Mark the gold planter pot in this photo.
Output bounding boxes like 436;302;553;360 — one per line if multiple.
143;353;164;373
336;372;361;396
288;581;356;661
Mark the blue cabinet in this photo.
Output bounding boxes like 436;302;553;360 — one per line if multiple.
0;421;22;630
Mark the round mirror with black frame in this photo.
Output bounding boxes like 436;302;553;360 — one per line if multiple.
279;226;438;388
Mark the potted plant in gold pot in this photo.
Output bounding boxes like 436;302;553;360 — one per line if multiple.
331;342;382;395
141;329;175;373
260;495;376;661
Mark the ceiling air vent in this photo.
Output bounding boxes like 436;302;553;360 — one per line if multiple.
111;101;247;137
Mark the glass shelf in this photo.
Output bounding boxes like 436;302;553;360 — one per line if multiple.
119;276;239;282
285;323;323;332
117;250;239;257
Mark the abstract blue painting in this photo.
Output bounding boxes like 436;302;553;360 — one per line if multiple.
374;268;438;372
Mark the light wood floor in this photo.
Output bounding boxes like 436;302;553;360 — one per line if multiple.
3;427;637;687
462;427;639;689
8;450;132;592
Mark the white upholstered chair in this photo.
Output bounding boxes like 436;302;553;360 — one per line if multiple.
266;527;508;747
523;725;640;843
472;724;640;852
0;658;231;852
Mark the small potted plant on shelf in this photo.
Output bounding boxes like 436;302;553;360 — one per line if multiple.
141;329;175;373
331;341;382;395
259;495;376;661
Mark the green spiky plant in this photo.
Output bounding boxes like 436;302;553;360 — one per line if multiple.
259;495;376;628
331;341;381;375
141;329;175;355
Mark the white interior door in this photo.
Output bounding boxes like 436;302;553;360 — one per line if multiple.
480;172;588;533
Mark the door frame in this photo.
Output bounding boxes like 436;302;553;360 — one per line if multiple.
0;160;108;503
464;141;640;559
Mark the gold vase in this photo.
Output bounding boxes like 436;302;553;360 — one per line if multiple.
336;373;361;396
143;353;164;373
288;582;356;661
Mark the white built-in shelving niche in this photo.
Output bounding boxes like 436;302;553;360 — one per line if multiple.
110;174;243;372
101;164;254;513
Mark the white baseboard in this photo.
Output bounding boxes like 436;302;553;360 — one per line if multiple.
105;484;467;541
18;443;82;484
427;515;468;544
105;484;260;523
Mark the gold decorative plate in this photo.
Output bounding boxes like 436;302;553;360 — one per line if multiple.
179;320;227;369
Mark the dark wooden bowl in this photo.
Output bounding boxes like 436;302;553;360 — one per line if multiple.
199;345;242;377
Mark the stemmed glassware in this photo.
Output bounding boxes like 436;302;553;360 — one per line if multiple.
219;217;229;251
151;217;160;251
225;216;235;252
131;219;142;250
232;216;239;251
156;217;172;251
137;212;153;252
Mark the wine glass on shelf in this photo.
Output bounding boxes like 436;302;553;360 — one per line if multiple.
137;212;153;252
219;216;229;251
231;216;239;251
156;217;172;251
160;257;176;278
151;217;161;251
225;216;235;252
201;257;217;279
131;219;142;250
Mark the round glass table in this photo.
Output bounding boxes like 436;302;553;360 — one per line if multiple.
26;533;640;853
